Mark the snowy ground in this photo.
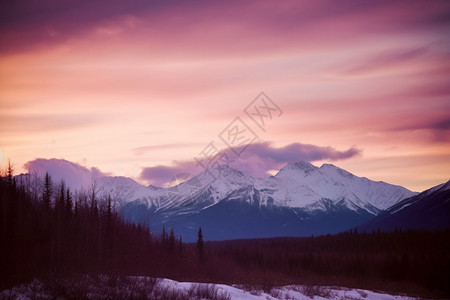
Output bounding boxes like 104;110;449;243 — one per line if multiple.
1;276;420;300
159;278;416;300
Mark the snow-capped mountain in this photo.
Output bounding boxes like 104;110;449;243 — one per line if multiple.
117;162;415;241
18;159;417;241
255;162;410;213
114;162;413;211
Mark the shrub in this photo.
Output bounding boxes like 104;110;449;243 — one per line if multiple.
301;285;333;299
188;283;231;300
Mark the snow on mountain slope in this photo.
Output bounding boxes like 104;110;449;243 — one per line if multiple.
96;176;158;207
110;162;418;241
51;161;415;216
255;162;415;212
180;165;254;203
148;165;256;211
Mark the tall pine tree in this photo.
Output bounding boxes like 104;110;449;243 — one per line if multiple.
43;172;52;212
197;227;204;261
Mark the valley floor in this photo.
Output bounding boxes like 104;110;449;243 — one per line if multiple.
1;276;422;300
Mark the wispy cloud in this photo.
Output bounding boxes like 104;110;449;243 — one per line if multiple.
0;113;101;134
2;0;449;191
342;45;431;75
2;0;449;55
133;143;200;156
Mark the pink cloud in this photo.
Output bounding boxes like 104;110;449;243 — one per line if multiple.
281;79;450;139
0;113;101;134
2;0;449;192
342;45;431;75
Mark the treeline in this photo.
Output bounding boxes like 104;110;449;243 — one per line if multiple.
203;230;450;296
1;162;449;298
0;163;203;289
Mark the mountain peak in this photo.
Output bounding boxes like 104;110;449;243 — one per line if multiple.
192;163;253;189
440;180;450;191
320;163;355;179
419;179;450;196
147;184;161;191
206;164;246;178
320;163;337;168
208;163;233;171
282;161;317;173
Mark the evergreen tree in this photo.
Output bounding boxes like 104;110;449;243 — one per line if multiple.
65;188;72;219
89;181;98;216
6;160;13;187
162;225;167;245
55;181;66;268
169;227;175;253
58;181;65;211
197;227;204;261
107;194;112;220
105;194;114;259
178;235;183;256
43;172;52;211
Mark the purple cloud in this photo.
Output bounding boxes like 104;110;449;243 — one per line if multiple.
227;142;361;178
0;0;151;53
235;142;360;163
23;142;361;189
2;0;449;54
24;158;108;190
139;142;361;186
139;160;201;187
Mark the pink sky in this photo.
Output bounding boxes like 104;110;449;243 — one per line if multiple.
1;0;449;191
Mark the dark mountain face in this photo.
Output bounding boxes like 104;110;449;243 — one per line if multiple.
121;182;380;242
360;181;450;232
122;197;376;242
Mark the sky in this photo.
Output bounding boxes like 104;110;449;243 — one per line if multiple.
1;0;449;192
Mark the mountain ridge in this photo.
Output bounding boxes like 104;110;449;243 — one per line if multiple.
117;161;417;241
17;160;425;241
360;180;450;232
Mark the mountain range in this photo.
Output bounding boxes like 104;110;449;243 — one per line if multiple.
19;160;449;242
115;162;416;241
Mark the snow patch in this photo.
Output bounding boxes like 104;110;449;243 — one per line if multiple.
1;277;423;300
